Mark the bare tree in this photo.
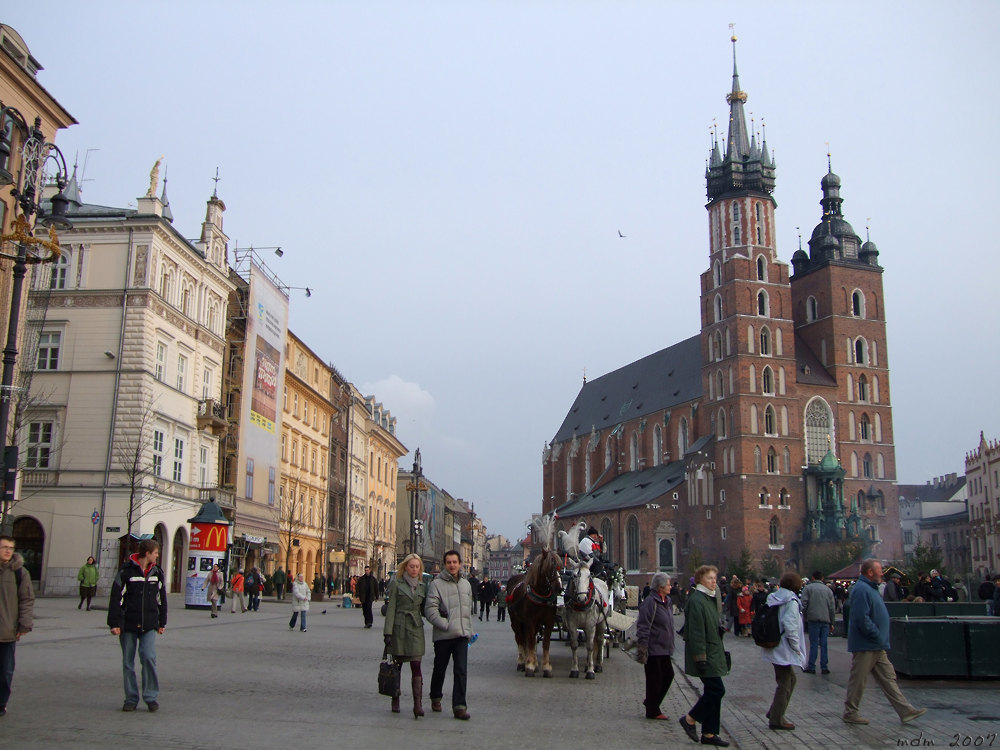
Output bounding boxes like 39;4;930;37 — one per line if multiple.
279;484;306;573
112;392;162;536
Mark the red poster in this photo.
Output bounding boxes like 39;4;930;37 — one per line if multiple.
190;523;228;552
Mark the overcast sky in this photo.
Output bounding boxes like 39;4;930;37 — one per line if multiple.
8;3;998;541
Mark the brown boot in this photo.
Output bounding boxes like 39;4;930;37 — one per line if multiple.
431;700;442;712
454;708;471;720
391;692;401;713
412;676;424;718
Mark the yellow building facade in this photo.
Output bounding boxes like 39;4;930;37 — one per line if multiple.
279;332;337;584
364;396;406;577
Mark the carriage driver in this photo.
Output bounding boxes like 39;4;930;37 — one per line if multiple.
579;527;605;580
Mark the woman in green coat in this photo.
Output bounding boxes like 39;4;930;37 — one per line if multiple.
384;553;427;718
679;565;731;747
77;556;99;610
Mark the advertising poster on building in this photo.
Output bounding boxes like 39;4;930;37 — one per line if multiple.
237;263;288;537
417;487;442;561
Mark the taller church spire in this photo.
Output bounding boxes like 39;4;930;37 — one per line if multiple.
725;38;750;162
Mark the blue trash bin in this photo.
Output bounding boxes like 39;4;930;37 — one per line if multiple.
343;594;352;608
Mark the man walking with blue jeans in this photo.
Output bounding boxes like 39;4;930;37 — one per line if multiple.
108;539;167;712
799;570;835;674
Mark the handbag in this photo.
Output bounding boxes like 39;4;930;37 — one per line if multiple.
724;650;732;671
377;646;401;697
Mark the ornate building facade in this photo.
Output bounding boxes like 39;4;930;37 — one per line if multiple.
542;42;901;583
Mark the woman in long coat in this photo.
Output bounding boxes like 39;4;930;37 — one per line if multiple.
679;565;731;747
77;556;99;611
384;553;427;718
289;573;310;631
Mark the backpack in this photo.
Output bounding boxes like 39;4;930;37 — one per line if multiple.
978;581;995;602
245;573;255;588
751;601;783;648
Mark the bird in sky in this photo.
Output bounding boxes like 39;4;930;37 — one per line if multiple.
618;230;626;238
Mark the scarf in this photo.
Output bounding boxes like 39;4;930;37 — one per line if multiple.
695;583;717;597
402;573;421;591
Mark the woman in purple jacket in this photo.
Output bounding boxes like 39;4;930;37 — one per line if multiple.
636;572;676;720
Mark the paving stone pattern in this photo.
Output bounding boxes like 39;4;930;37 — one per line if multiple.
3;598;997;750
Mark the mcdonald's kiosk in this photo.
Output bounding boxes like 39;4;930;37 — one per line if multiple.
186;502;231;609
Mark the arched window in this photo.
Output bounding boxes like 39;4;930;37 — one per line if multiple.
765;405;776;435
760;326;771;356
630;432;639;472
769;517;781;546
877;453;885;479
805;398;833;465
856;490;867;512
725;328;731;356
709;373;714;400
716;370;724;399
767;447;777;473
754;446;762;473
778;367;786;395
652;425;662;467
626;516;640;572
781;405;789;435
873;376;880;403
714;332;723;361
855;338;867;365
750;404;758;433
585;450;592;490
807;296;818;322
658;538;674;570
775;328;783;356
762;366;774;395
779;488;789;507
847;373;854;402
605;438;613;469
160;269;174;304
757;256;766;281
50;252;69;290
747;325;755;353
181;285;191;316
759;486;769;506
733;202;740;222
714;294;723;323
756;202;763;223
851;452;859;477
852;290;865;318
757;290;769;317
849;411;856;441
860;414;871;442
729;366;734;394
757;225;763;244
718;409;727;439
863;452;873;479
733;202;741;245
858;374;869;402
711;411;716;435
782;448;790;474
713;261;722;288
871;340;878;367
600;519;614;563
679;418;689;454
875;413;882;442
749;364;757;392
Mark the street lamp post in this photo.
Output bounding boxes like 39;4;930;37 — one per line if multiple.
405;448;424;559
0;110;72;532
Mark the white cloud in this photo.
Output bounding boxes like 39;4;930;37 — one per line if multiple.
361;375;436;420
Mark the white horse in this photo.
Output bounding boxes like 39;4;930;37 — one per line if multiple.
562;556;608;679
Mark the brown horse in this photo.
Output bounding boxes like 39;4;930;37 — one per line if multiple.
506;546;562;677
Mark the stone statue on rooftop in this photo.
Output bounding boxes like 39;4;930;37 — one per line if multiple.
146;155;164;198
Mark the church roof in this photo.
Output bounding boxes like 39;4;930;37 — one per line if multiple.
555;458;688;517
794;333;837;387
551;335;702;444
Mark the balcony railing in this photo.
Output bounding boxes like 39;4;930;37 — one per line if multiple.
197;398;228;435
200;485;236;510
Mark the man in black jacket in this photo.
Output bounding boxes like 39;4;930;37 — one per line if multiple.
108;539;167;712
356;566;378;628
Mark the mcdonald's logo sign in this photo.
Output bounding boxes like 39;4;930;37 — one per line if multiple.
190;523;229;552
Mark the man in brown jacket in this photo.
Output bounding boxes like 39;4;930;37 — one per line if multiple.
0;535;34;717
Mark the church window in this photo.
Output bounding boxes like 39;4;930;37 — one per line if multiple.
871;340;879;367
877;453;885;479
729;366;734;394
725;328;731;356
775;328;783;356
709;372;714;400
717;370;724;399
718;408;727;439
769;517;781;546
855;338;867;365
729;408;735;436
715;332;723;361
757;225;762;245
754;447;762;473
750;404;758;433
762;366;774;395
630;432;639;471
759;486;769;506
807;296;818;322
851;452;859;477
605;438;613;469
805;398;833;465
847;337;854;364
722;449;728;474
747;325;755;353
765;405;777;436
858;374;869;402
714;294;723;323
757;256;766;281
679;418;689;453
783;449;791;475
713;261;721;288
653;425;662;466
749;364;756;392
711;412;716;434
734;226;741;245
585;451;592;490
781;405;789;435
779;487;790;507
852;290;865;318
626;516;640;572
757;290;769;317
767;447;777;473
760;327;771;356
658;538;674;571
860;414;871;441
849;411;856;441
863;452;873;479
874;413;882;442
847;373;854;402
778;367;786;395
733;202;740;222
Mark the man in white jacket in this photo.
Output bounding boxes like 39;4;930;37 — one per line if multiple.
761;572;805;732
424;550;473;720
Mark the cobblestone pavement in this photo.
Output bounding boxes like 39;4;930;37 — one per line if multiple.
4;598;998;749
